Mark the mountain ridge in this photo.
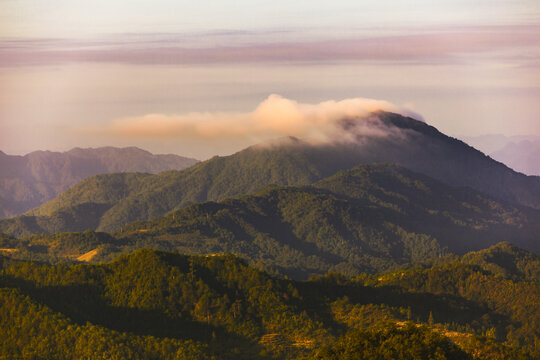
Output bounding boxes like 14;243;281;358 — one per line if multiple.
3;163;538;279
0;146;199;218
4;112;540;236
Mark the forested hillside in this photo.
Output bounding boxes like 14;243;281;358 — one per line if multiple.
6;112;540;236
2;164;539;277
0;246;537;359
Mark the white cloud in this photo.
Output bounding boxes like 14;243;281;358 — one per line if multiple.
101;94;424;144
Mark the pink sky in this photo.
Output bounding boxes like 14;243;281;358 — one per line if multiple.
1;2;539;159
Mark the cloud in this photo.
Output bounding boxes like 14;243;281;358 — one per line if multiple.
1;25;539;67
98;94;424;144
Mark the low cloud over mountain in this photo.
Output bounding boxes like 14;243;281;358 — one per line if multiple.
98;94;424;144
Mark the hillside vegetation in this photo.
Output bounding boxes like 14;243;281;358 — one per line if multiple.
5;112;540;236
3;164;539;278
0;246;537;359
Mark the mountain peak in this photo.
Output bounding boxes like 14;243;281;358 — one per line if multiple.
3;112;540;237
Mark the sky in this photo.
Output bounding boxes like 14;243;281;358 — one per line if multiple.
1;0;539;159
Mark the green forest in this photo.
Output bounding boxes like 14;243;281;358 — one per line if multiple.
2;164;539;280
0;243;538;359
1;114;539;359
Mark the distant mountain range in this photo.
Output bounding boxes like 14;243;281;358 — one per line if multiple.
491;140;540;176
3;112;540;237
0;147;198;218
464;134;540;176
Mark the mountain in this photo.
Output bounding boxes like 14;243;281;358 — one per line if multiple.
491;140;540;176
461;241;540;281
0;247;537;359
0;147;198;218
108;164;538;278
4;164;539;278
4;112;540;235
25;138;371;231
464;134;540;176
464;134;540;154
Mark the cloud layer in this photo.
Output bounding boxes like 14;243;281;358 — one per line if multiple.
101;95;423;144
1;25;539;67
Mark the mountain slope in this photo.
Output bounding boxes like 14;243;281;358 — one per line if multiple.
27;139;366;231
0;247;537;359
0;147;198;217
6;112;540;234
461;242;540;281
6;164;538;278
106;164;539;277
